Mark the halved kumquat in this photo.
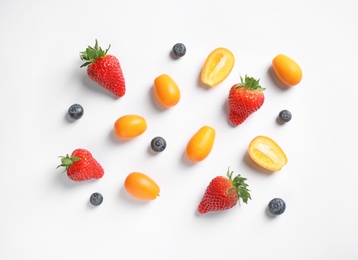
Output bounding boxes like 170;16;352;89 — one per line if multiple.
200;47;235;87
248;136;287;172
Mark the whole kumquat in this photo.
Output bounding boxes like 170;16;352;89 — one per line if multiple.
272;54;302;87
124;172;160;200
154;74;181;108
114;114;147;140
186;126;216;162
200;47;235;87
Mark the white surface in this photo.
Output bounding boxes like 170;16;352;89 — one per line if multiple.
1;0;358;259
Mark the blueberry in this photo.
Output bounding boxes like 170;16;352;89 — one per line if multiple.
68;104;84;120
278;110;292;123
268;198;286;216
90;192;103;206
172;43;186;58
150;136;167;152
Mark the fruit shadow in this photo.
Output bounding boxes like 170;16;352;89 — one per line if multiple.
64;112;75;123
147;84;168;112
118;186;151;206
64;111;84;124
53;169;77;188
169;50;181;60
221;98;237;127
107;129;131;145
276;116;287;126
265;207;279;219
243;152;275;175
180;150;199;167
87;200;100;209
196;77;209;90
53;167;98;189
194;207;241;219
81;74;119;99
146;144;162;156
195;65;213;90
267;66;291;91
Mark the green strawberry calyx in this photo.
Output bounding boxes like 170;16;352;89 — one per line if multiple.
80;39;111;68
57;154;80;171
235;75;265;91
227;167;252;204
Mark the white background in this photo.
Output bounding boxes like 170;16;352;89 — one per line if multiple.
1;0;357;259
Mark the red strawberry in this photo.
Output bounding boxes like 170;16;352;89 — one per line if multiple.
57;149;104;182
228;75;265;126
80;40;126;97
198;168;251;214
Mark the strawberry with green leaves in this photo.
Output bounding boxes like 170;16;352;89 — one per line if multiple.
198;168;251;214
57;149;104;182
228;75;265;126
80;40;126;97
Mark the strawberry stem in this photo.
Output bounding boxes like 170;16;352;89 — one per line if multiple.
236;75;265;91
57;155;80;171
227;167;251;204
80;39;111;68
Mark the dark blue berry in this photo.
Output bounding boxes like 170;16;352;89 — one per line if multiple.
68;104;84;120
172;43;186;58
150;136;166;152
90;192;103;206
268;198;286;215
278;110;292;123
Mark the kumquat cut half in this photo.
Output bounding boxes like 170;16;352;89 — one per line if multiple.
248;136;287;172
200;47;235;87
